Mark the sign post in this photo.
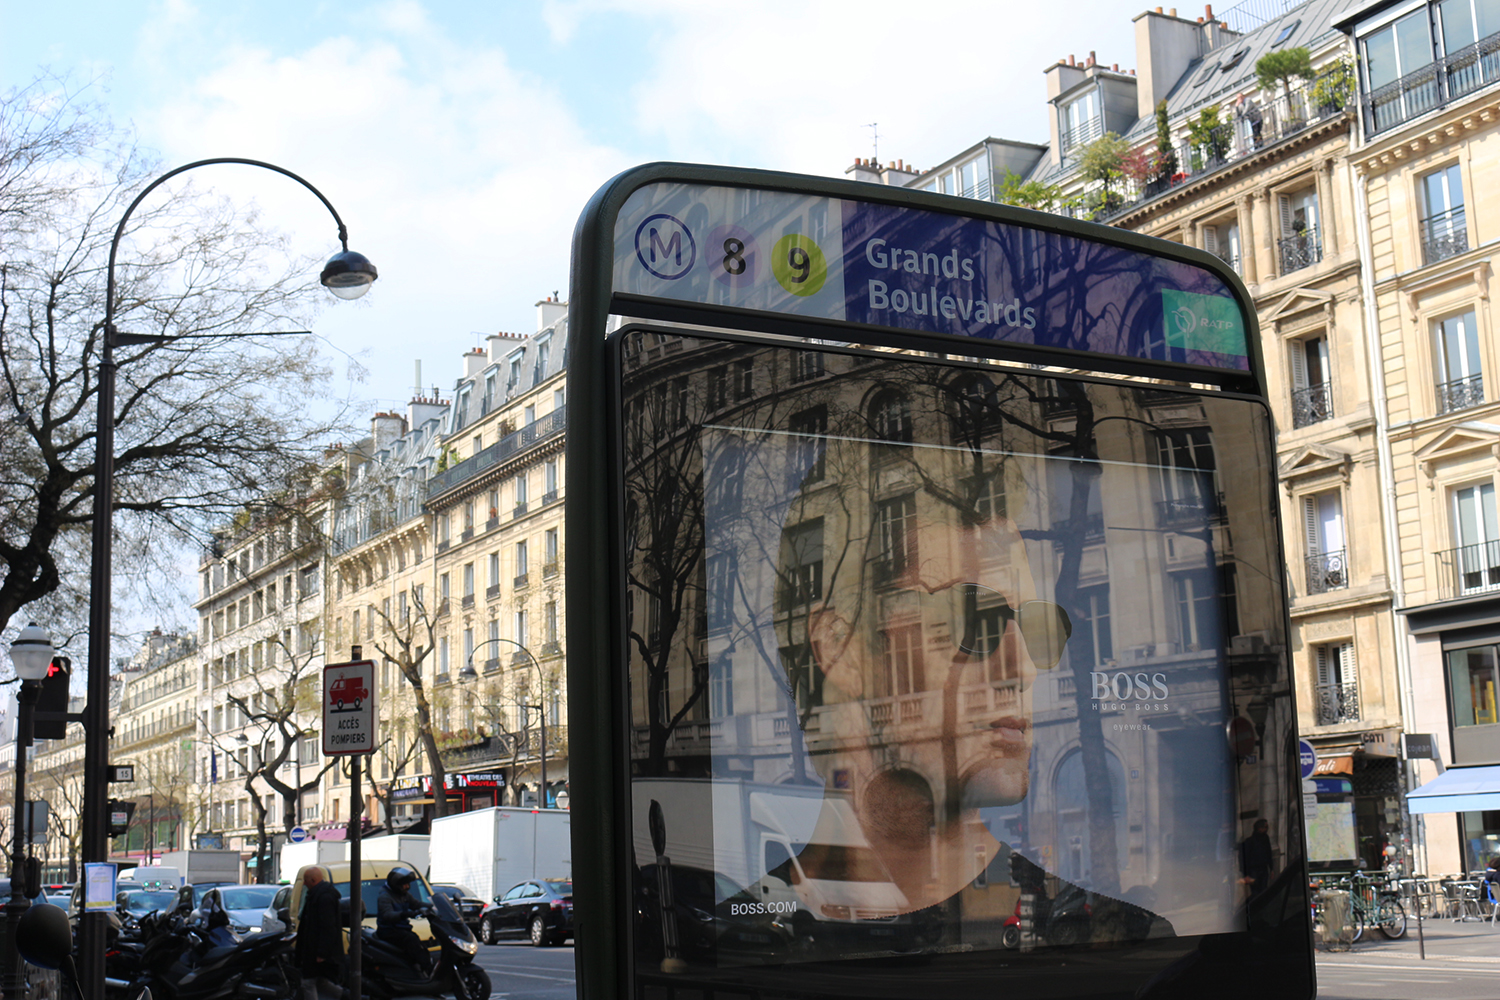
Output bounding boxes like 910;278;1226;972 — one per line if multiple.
324;651;376;1000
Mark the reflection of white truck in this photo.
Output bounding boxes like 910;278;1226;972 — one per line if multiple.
631;778;908;928
428;807;571;899
278;840;349;884
158;849;242;886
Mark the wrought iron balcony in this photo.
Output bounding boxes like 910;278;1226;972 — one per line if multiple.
1363;30;1500;136
1422;207;1469;265
1292;382;1333;428
1436;372;1484;414
1156;492;1226;526
1436;539;1500;598
1278;227;1322;274
1315;680;1360;726
1305;549;1347;595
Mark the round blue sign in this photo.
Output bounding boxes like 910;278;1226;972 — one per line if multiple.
1298;740;1318;779
288;825;308;844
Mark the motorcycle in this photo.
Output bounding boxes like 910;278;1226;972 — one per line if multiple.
127;891;298;1000
358;892;491;1000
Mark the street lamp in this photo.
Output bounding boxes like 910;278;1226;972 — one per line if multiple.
6;623;55;997
79;158;376;996
458;639;549;808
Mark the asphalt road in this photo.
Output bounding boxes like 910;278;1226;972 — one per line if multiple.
472;939;577;1000
466;939;1500;1000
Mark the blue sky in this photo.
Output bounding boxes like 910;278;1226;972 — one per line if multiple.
3;0;1142;410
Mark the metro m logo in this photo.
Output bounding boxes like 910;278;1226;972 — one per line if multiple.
634;212;696;280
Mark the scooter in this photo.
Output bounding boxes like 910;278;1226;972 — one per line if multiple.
358;893;491;1000
129;892;299;1000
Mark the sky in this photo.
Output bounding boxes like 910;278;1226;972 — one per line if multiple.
3;0;1154;649
4;0;1149;413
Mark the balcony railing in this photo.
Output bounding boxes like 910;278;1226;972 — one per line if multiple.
1292;382;1333;428
1436;539;1500;598
1305;549;1348;595
1156;492;1226;526
1315;680;1360;725
1422;206;1469;265
1094;71;1352;222
486;584;501;601
1363;30;1500;136
1437;372;1484;414
514;573;529;589
1278;226;1323;274
427;406;566;498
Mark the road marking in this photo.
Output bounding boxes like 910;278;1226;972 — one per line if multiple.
1321;961;1498;975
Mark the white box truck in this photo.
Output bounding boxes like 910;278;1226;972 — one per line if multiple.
429;807;571;900
278;840;349;884
359;833;430;875
630;778;909;930
157;849;242;886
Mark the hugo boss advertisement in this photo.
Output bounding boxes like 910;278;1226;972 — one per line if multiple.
618;330;1309;998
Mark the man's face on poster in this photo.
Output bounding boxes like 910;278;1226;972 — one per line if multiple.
807;506;1070;815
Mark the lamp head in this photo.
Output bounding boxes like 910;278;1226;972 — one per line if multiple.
8;623;54;682
320;249;378;300
458;662;479;684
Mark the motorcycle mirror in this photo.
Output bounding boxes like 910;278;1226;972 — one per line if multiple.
15;903;71;969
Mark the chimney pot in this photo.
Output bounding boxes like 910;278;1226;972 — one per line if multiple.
1205;3;1213;16
1170;7;1177;15
1155;5;1163;11
1112;63;1119;71
1197;16;1204;22
1069;53;1075;65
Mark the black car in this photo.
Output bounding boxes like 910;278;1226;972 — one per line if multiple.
478;878;573;946
431;883;486;931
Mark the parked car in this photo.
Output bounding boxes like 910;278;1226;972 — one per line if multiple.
478;878;573;946
203;884;282;934
431;883;486;931
116;888;178;920
261;884;294;934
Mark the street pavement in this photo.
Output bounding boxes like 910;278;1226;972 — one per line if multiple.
464;924;1500;1000
1315;911;1500;1000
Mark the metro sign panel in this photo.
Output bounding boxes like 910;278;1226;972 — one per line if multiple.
323;659;377;756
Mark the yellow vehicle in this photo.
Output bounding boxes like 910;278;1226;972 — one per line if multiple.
288;860;439;958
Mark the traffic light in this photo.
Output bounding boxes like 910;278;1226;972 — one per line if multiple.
33;655;70;740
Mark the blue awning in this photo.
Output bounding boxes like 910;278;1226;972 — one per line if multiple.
1407;765;1500;814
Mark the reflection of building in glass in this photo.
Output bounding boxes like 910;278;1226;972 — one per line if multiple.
621;331;1291;952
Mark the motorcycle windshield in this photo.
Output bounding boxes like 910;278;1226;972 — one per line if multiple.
431;892;462;924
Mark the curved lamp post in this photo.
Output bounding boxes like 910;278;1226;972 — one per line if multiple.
5;623;55;997
79;159;376;996
459;639;549;807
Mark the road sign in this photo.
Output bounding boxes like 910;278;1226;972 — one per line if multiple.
288;825;308;844
1299;739;1319;779
323;659;376;756
107;764;135;783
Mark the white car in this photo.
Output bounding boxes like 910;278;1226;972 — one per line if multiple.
204;884;283;934
260;884;293;933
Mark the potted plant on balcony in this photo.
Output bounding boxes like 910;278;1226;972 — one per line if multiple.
1186;105;1231;172
1256;47;1315;130
1154;100;1178;192
1078;131;1131;221
1309;57;1355;117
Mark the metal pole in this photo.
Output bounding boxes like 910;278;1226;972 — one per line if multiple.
4;681;39;999
78;157;365;999
348;753;363;1000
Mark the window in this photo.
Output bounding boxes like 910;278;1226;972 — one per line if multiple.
957;156;987;200
1173;571;1220;650
869;390;913;448
881;623;926;697
515;609;529;645
488;552;501;592
872;494;918;583
544;460;559;498
709;365;729;410
1203;220;1241;273
1154;427;1219;515
545;601;559;644
544;528;559;573
1315;642;1359;724
707;551;738;627
1071;585;1113;671
734;358;753;400
1060;88;1101;154
1277;189;1321;273
1303;490;1348;594
463;562;475;603
516;540;529;577
507;354;523;392
1435;310;1483;413
1290;335;1332;428
791;351;825;384
709;655;734;718
1271;19;1301;47
1452;482;1500;593
1449;644;1500;727
1420;163;1468;264
298;564;319;599
787;405;828;484
778;520;824;610
515;473;528;510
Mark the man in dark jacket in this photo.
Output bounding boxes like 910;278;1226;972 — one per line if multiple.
376;866;431;975
295;866;342;1000
1240;818;1274;899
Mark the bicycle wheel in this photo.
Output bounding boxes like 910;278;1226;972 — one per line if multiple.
1350;905;1365;944
1377;897;1407;939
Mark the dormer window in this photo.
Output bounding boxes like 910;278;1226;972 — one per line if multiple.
1271;19;1301;47
1060;89;1101;155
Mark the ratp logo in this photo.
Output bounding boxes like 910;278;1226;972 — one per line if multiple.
1172;304;1197;339
635;213;696;280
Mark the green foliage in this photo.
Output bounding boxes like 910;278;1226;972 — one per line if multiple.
1255;47;1314;97
1187;105;1231;164
1155;100;1178;181
1310;57;1355;112
436;445;460;472
995;168;1072;213
1078;132;1132;193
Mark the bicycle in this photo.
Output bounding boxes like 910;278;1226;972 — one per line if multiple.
1344;872;1407;940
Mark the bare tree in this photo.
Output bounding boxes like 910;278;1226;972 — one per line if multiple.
370;592;452;817
0;75;352;644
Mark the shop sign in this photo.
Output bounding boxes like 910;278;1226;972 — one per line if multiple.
1360;729;1400;757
